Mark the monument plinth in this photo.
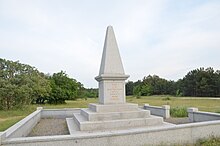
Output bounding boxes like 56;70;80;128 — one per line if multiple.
72;26;164;131
95;26;129;104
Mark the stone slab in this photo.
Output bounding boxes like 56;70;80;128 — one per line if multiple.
41;109;80;119
81;108;150;121
3;120;220;146
144;104;170;119
89;103;138;113
66;118;79;134
188;108;220;122
73;113;163;131
97;80;127;104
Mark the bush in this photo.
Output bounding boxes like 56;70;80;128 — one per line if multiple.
170;106;188;117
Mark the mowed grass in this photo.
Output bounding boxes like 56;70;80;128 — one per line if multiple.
0;106;36;131
1;96;220;131
127;95;220;113
0;98;98;131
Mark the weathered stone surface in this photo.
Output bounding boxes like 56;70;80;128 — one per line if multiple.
144;104;170;119
72;26;166;131
80;108;150;121
188;107;220;122
88;103;138;113
95;26;129;104
73;114;163;131
97;25;126;76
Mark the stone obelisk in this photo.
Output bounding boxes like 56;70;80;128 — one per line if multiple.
95;26;129;104
72;26;163;131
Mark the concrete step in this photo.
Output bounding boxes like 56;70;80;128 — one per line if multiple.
66;118;79;134
72;113;87;129
89;103;139;113
73;113;164;131
81;108;150;121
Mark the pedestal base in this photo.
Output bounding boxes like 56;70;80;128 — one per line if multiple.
72;103;164;131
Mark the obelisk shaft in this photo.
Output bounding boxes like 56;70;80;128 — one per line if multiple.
95;26;129;104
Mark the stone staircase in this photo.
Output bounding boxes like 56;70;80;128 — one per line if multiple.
67;103;164;131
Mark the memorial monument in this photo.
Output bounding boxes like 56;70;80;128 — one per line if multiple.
2;26;220;146
72;26;164;131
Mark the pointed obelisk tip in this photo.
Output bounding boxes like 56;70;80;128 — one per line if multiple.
107;25;113;30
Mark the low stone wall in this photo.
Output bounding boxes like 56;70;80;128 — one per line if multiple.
0;132;4;145
188;108;220;122
1;108;42;140
41;108;80;119
0;107;81;144
144;104;170;119
2;120;220;146
2;107;220;145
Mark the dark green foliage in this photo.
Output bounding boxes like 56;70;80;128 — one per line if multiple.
182;67;220;97
126;67;220;97
170;106;188;117
133;85;142;98
142;75;174;95
83;88;98;98
0;58;51;109
48;71;79;104
126;81;134;96
127;75;177;96
0;58;86;109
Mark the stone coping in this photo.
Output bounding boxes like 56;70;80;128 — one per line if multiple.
95;74;129;81
193;111;220;117
144;104;169;110
4;110;41;138
3;119;220;144
42;108;81;111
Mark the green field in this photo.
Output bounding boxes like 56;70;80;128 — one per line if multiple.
1;96;220;131
127;96;220;113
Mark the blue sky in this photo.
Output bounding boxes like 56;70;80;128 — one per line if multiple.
0;0;220;87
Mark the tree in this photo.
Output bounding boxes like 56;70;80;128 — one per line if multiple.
133;85;142;98
31;73;51;104
126;81;134;96
182;67;219;97
216;70;220;96
142;75;173;95
0;79;17;110
140;83;153;96
0;58;51;109
83;88;98;99
48;71;79;104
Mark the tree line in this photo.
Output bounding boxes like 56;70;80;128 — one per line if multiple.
0;58;98;110
126;67;220;97
1;58;219;110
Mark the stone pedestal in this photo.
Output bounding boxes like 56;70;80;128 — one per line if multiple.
95;76;129;104
73;103;163;131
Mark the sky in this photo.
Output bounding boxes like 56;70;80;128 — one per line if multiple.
0;0;220;88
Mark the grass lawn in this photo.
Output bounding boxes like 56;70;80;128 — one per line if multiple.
1;96;220;131
127;95;220;113
0;98;98;131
